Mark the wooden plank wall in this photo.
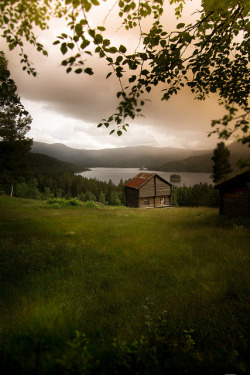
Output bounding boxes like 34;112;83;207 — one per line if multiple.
139;197;155;208
155;196;171;207
222;186;250;216
139;178;155;198
155;176;171;196
125;187;139;207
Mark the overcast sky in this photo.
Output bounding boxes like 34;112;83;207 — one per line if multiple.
2;0;229;150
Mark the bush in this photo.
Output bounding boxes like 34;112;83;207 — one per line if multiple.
47;198;83;208
15;179;42;199
84;200;99;208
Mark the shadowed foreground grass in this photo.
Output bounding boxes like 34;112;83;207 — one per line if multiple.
0;197;249;374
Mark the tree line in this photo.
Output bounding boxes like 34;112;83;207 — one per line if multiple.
0;150;219;208
0;151;126;206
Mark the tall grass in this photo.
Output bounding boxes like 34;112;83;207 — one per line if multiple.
0;197;249;373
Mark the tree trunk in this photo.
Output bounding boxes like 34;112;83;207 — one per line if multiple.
10;184;13;197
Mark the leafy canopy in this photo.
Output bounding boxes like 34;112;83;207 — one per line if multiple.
0;0;249;144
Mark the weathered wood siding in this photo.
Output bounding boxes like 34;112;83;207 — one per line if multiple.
139;197;155;208
139;178;155;198
221;186;250;216
125;187;139;208
155;176;171;196
155;195;171;207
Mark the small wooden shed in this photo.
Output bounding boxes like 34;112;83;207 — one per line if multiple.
124;172;172;208
215;170;250;216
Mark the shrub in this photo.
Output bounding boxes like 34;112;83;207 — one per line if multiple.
15;179;42;199
46;198;82;207
84;200;99;208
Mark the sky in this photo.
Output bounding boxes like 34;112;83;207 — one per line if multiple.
2;0;229;151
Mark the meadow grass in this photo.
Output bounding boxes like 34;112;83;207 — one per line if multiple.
0;197;249;373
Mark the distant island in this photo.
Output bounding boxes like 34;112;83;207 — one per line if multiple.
170;174;182;182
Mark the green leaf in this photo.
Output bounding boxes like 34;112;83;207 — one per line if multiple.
97;26;106;31
117;130;122;136
103;39;110;47
75;68;83;74
106;72;112;79
129;75;136;83
108;47;117;54
53;40;60;45
110;129;115;134
80;39;90;49
119;45;127;53
60;43;68;55
115;56;123;65
84;67;94;75
177;23;185;29
83;0;92;11
67;43;75;49
90;0;100;5
75;24;83;36
94;34;103;44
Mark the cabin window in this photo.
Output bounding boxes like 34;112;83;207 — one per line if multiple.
160;196;168;205
143;198;150;206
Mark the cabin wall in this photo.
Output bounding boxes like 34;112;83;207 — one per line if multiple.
139;178;155;198
139;197;155;208
155;195;171;207
221;186;250;216
155;176;171;196
125;187;139;208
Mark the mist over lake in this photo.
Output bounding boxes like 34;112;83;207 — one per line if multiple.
78;168;213;186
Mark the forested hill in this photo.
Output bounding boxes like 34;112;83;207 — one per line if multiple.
26;152;88;175
149;142;250;173
24;152;125;204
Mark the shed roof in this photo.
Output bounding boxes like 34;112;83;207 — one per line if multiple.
215;170;250;190
124;172;171;189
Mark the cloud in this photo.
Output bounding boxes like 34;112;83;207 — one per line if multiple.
2;0;226;150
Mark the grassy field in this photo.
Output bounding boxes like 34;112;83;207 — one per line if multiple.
0;197;249;374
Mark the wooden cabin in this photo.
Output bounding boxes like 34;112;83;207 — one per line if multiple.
215;170;250;216
124;172;172;208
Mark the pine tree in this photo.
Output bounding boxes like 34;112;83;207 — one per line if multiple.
0;53;33;196
211;142;233;183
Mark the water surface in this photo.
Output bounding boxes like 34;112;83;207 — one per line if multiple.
78;168;213;186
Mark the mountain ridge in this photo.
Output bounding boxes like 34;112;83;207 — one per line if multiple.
31;142;212;168
31;141;249;172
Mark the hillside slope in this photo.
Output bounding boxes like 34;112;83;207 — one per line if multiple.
154;142;250;172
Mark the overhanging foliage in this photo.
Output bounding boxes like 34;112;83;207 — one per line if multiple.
0;0;249;144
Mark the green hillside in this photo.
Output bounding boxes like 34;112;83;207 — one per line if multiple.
153;142;250;172
26;152;87;174
0;197;249;374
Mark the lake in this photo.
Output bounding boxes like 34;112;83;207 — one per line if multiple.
78;168;213;186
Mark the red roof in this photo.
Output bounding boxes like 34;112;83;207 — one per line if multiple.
124;172;156;189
